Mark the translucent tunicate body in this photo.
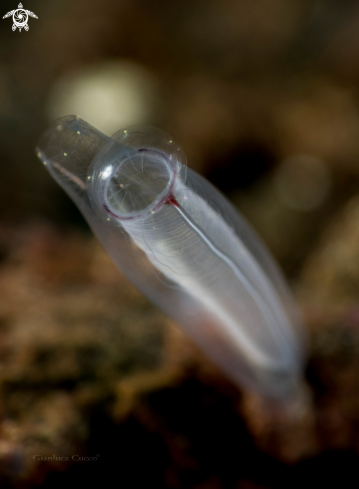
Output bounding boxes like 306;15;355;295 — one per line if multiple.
36;115;305;398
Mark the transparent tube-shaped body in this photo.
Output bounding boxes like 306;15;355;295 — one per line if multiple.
36;115;305;398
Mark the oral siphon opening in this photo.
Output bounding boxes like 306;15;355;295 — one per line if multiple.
104;150;175;219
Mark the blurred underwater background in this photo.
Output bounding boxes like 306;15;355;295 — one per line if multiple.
2;0;359;486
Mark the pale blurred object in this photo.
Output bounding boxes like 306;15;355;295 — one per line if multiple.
300;194;359;311
273;155;331;211
46;60;160;135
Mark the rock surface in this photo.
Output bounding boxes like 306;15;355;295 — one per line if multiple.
1;219;359;487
